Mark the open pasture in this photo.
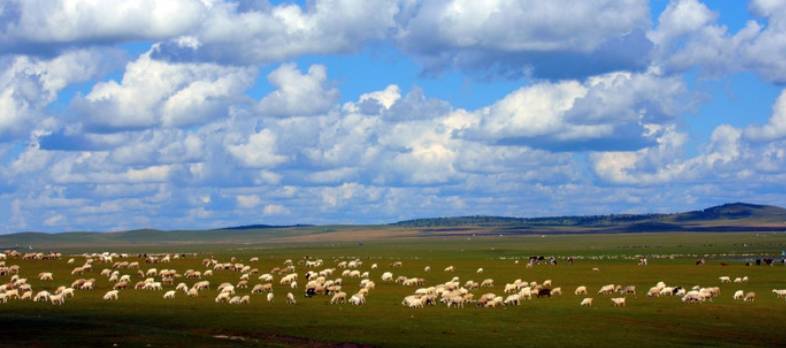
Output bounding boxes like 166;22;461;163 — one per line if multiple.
1;232;786;347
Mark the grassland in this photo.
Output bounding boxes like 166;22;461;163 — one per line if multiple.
2;232;786;347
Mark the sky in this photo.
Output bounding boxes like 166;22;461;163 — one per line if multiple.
1;0;786;233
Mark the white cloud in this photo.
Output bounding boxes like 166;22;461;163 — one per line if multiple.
257;64;339;117
396;0;652;78
227;129;287;168
0;0;207;54
591;124;744;185
0;49;115;140
236;194;260;209
263;203;289;216
460;71;691;151
76;52;255;131
649;0;786;83
152;0;400;64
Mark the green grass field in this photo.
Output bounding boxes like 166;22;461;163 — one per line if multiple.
2;232;786;347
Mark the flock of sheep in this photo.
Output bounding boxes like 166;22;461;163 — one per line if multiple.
1;249;785;311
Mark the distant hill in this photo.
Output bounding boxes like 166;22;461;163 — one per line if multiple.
0;203;784;248
392;202;786;232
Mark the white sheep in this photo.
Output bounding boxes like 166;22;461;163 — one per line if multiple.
598;284;615;295
103;290;119;301
33;291;51;302
38;272;54;281
476;267;484;274
266;293;274;302
215;292;231;303
744;292;756;302
444;265;454;272
575;286;588;295
286;292;296;304
349;293;365;305
49;293;65;305
733;290;744;300
330;291;347;304
163;290;176;300
611;297;626;307
719;276;731;283
580;298;593;307
381;272;393;282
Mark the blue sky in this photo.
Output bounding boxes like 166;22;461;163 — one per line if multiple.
1;0;786;232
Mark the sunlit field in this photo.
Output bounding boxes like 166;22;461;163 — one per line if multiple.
2;232;786;347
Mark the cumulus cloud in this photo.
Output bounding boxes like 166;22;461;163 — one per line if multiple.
257;63;339;117
0;0;207;55
396;0;652;79
591;124;744;185
0;49;116;141
151;0;400;64
460;71;692;151
227;129;287;168
649;0;786;83
74;51;255;132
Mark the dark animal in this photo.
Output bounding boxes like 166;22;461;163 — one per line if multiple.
537;288;552;298
305;288;316;297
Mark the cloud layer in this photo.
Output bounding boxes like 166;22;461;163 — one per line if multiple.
1;0;786;232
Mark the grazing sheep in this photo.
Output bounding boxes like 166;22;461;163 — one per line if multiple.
543;279;552;288
424;266;431;272
330;291;347;304
187;288;199;297
215;292;231;304
480;278;494;288
402;295;424;308
575;286;588;295
733;290;744;300
681;291;704;303
163;291;176;300
286;292;296;304
20;291;32;301
49;293;65;305
38;272;54;281
580;298;593;307
33;291;50;302
113;281;129;290
176;283;189;293
592;267;600;272
611;297;626;307
444;266;454;272
381;272;393;282
719;276;731;283
504;294;520;306
349;293;365;305
744;292;756;302
551;287;562;296
103;290;119;301
266;293;274;302
60;288;75;298
476;268;484;274
598;284;615;295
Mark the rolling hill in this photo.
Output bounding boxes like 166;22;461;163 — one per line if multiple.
1;203;784;248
